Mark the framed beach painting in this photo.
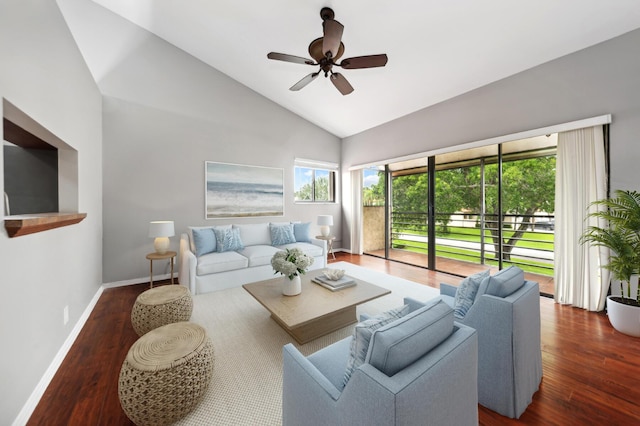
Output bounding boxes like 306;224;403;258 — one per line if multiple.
205;161;284;218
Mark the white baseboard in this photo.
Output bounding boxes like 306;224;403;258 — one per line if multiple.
102;273;174;289
12;286;104;426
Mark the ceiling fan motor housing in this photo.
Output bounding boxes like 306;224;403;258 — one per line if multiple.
320;7;335;21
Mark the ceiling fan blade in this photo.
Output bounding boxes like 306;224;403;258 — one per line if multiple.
330;73;354;95
289;72;319;91
322;19;344;59
267;52;315;65
339;54;388;69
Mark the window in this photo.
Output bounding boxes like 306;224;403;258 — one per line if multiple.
294;159;337;203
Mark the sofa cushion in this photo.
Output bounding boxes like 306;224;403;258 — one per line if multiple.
481;265;525;298
214;227;244;252
453;269;490;319
367;298;454;377
196;250;249;275
238;245;281;267
342;305;410;387
233;223;271;247
270;223;296;245
277;242;323;258
293;222;312;243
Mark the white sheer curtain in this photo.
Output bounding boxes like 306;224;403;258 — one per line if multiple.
554;125;609;311
349;169;364;255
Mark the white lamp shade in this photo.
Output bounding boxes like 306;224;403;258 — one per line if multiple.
317;215;333;237
317;215;333;226
149;221;175;254
148;221;175;238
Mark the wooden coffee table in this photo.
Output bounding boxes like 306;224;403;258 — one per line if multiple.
243;270;391;344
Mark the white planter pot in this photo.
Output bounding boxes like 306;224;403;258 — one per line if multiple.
607;295;640;337
283;275;302;296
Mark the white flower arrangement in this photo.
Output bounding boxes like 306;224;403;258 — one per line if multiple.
271;248;314;280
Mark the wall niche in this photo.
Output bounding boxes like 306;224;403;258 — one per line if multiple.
2;98;85;237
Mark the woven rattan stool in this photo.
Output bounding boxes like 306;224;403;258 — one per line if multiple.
131;285;193;336
118;322;214;425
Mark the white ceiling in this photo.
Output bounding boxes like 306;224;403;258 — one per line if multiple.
88;0;640;138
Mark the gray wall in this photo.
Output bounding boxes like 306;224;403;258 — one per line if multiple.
341;28;640;251
0;1;103;424
99;20;341;284
3;145;58;215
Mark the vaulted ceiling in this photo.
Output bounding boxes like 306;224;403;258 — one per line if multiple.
73;1;640;138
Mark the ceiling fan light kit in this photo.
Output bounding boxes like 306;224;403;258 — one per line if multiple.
267;7;388;95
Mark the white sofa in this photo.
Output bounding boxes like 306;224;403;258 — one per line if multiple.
179;222;326;294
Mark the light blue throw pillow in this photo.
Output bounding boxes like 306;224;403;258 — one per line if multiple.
342;305;410;387
270;223;296;245
453;269;490;319
192;228;216;257
293;222;311;242
214;226;244;252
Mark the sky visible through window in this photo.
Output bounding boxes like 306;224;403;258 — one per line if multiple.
363;168;379;188
294;167;312;191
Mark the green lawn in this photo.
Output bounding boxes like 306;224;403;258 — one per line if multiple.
392;225;554;276
436;226;554;251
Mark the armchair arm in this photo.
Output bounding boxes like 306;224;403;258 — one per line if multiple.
178;233;197;294
440;282;457;297
282;344;341;426
310;237;327;267
283;344;341;401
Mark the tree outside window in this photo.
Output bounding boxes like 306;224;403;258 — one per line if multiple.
295;166;335;202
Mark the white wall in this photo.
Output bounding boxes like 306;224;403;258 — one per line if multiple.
0;1;103;424
96;15;341;283
341;28;640;251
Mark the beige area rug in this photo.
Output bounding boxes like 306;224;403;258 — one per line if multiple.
175;262;440;426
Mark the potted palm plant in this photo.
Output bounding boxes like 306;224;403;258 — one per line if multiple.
581;189;640;337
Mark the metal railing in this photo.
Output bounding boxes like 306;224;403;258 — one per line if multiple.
390;211;554;275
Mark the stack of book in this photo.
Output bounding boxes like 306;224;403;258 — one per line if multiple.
312;274;356;291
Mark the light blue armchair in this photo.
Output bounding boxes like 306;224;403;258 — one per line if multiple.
439;266;542;419
282;299;478;426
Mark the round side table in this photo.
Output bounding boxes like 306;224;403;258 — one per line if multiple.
118;322;214;425
146;250;177;288
131;285;193;336
315;235;336;260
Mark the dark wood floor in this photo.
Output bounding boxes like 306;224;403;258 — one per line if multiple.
367;248;556;296
27;253;639;425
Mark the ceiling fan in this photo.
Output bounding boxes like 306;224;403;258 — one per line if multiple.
267;7;388;95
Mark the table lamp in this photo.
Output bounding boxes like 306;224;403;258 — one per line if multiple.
148;220;175;254
317;215;333;237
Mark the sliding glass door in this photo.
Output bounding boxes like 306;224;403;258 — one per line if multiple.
362;166;387;259
434;145;496;276
361;135;557;294
388;167;429;267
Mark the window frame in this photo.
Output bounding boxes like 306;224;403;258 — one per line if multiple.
294;159;338;204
